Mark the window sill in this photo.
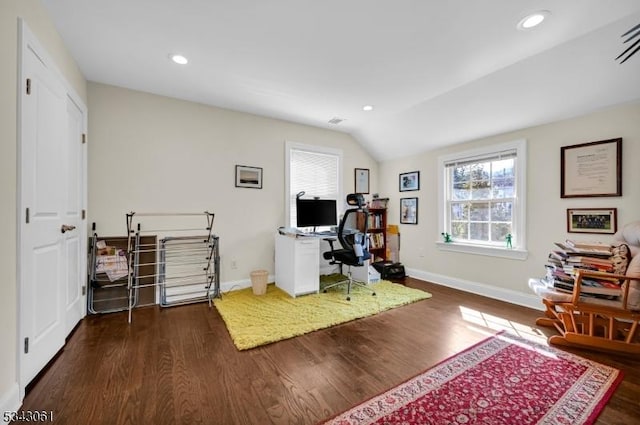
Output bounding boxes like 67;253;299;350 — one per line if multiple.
435;241;528;260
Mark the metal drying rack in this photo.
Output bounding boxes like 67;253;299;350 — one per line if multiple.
125;211;220;323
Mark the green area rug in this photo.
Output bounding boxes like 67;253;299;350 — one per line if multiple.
213;275;432;350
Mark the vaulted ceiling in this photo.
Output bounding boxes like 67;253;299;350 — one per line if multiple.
42;0;640;161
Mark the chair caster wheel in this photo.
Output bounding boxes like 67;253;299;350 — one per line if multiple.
323;290;327;293
372;292;376;296
346;296;351;301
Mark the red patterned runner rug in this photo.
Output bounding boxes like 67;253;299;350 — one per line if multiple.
320;332;622;425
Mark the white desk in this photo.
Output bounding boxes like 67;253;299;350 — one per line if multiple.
274;232;380;298
275;233;319;297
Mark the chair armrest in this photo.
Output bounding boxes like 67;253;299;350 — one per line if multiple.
323;237;337;250
573;269;632;309
322;237;338;262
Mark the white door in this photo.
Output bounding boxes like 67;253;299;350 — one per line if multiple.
63;96;86;334
19;22;86;387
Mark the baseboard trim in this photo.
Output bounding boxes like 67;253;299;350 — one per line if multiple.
406;267;544;312
0;383;21;424
220;278;253;294
219;274;276;294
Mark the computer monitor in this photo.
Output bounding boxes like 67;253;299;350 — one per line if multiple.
296;198;337;229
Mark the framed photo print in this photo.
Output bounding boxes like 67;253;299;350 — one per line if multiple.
566;208;617;234
235;165;263;189
561;138;622;198
400;197;418;224
399;171;420;192
354;168;370;194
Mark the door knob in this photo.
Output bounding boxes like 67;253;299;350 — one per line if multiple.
61;224;76;233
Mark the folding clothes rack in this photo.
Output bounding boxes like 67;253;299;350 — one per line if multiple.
88;224;157;314
88;227;132;314
125;211;220;323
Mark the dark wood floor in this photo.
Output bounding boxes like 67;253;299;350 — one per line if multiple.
19;278;640;424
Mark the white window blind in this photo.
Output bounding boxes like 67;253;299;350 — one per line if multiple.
443;149;517;168
287;144;342;228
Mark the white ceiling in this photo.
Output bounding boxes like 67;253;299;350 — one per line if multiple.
42;0;640;161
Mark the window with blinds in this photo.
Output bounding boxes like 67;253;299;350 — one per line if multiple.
439;140;527;250
286;143;342;228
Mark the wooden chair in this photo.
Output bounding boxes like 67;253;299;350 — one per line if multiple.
531;269;640;354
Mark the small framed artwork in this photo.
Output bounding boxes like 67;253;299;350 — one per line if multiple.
567;208;617;234
355;168;370;194
235;165;263;189
400;197;418;225
561;138;622;198
399;171;420;192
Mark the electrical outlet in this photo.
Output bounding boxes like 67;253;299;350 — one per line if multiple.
231;260;238;269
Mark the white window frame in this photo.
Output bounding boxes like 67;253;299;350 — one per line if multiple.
285;141;343;228
437;139;528;260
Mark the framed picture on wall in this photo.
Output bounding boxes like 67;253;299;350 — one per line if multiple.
399;171;420;191
355;168;370;194
400;197;418;224
567;208;617;234
235;165;263;189
561;138;622;198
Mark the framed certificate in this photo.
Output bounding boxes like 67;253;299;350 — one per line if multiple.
560;138;622;198
355;168;370;194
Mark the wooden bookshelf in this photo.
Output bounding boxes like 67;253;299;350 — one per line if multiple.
358;207;387;262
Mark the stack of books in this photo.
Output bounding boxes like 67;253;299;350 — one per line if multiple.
368;233;385;249
543;240;621;299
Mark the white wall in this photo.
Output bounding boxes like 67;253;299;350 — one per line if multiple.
380;102;640;309
87;82;378;285
1;1;638;413
0;0;86;412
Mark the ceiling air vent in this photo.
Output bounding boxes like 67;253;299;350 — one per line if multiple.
328;117;345;125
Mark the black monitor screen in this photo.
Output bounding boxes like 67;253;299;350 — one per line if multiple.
296;198;337;228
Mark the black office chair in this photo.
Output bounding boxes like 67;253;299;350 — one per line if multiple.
322;194;377;301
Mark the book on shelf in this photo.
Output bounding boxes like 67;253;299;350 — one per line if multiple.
546;267;573;283
551;280;621;297
556;241;612;256
565;239;612;252
565;264;615;275
367;213;383;229
587;278;622;289
565;256;612;264
564;256;613;268
549;250;569;261
368;233;385;249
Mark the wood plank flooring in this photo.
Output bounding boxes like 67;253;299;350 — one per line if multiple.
18;278;640;424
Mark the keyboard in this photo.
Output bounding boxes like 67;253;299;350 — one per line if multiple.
313;230;336;236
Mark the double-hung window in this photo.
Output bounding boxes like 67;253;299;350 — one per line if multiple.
285;142;342;228
438;139;527;259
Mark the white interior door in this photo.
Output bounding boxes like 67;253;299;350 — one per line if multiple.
63;96;86;333
20;41;67;385
19;21;87;388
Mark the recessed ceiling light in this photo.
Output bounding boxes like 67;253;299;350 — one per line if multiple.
170;54;188;65
362;105;374;112
517;10;550;30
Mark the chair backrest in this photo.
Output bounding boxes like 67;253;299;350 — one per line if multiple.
337;194;369;260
